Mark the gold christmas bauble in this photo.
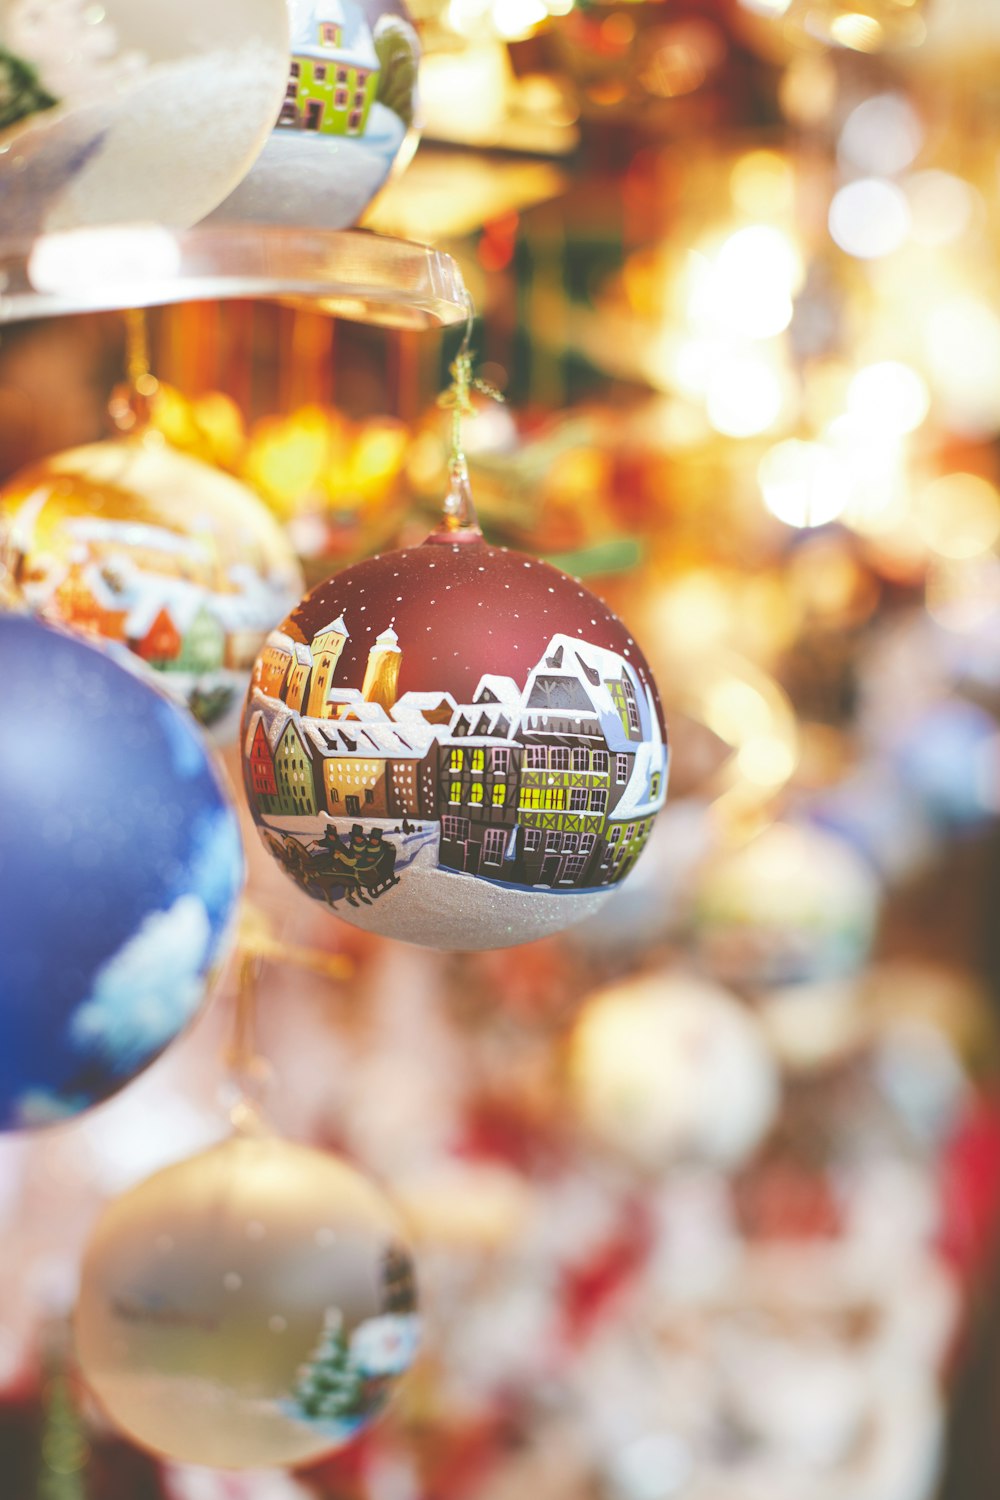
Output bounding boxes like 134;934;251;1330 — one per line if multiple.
75;1132;420;1469
0;435;303;739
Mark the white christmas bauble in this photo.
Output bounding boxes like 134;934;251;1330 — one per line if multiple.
569;972;780;1170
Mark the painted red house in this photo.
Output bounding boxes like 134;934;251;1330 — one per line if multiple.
248;716;278;803
133;606;182;664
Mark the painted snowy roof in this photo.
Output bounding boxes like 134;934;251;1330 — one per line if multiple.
359;721;438;757
448;703;518;742
473;675;521;706
288;0;379;69
313;614;349;639
304;718;438;760
372;624;401;650
339;701;391;722
265;630;298;656
392;691;458;715
522;634;653;754
294;643;313;667
273;713;312;754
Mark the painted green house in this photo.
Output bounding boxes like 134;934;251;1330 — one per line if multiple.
176;604;226;675
279;0;380;139
274;717;319;816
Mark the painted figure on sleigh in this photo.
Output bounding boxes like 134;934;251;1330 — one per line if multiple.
265;823;399;908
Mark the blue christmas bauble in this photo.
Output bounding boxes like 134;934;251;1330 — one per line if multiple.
0;614;243;1131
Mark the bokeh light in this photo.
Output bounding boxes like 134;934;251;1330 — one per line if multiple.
914;474;1000;560
829;178;911;259
846;362;930;436
838;94;923;177
759;439;848;529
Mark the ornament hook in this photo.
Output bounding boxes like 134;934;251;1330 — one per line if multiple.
222;949;273;1133
436;290;503;538
108;307;160;437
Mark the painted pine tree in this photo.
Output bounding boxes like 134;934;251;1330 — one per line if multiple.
292;1310;364;1424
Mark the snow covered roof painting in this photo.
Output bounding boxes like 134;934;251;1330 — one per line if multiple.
473;675;521;706
303;718;437;761
313;614;349;639
392;691;458;715
265;630;298;657
522;634;656;753
288;0;379;70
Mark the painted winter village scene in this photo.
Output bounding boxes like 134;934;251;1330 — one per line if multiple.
0;442;302;729
243;601;668;946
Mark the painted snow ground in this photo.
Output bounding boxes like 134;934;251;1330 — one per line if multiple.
260;813;614;950
207;104;407;229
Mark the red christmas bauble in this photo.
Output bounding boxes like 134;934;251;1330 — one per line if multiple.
241;530;669;950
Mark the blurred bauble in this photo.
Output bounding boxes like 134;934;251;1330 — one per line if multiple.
75;1131;420;1468
0;614;242;1132
208;0;419;230
0;0;289;234
690;822;880;990
734;0;926;61
241;529;668;950
0;436;303;740
569;971;779;1169
887;700;1000;834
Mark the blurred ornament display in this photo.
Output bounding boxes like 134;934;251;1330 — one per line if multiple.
570;970;780;1169
0;614;242;1132
209;0;420;230
0;0;290;234
75;1130;420;1468
690;822;881;990
241;526;669;949
0;434;303;738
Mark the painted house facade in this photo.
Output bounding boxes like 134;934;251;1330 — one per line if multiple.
279;0;380;139
248;714;280;810
438;687;522;878
274;717;319;816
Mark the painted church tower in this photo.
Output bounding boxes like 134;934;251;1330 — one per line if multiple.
308;615;349;717
362;624;401;711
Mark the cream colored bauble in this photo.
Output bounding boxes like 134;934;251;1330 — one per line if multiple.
0;0;290;234
569;972;780;1170
75;1133;420;1469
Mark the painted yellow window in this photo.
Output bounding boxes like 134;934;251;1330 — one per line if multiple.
449;781;462;803
471;749;485;772
450;748;464;771
492;783;506;806
470;783;484;804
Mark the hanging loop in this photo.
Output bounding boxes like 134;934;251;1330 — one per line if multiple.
435;290;503;536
